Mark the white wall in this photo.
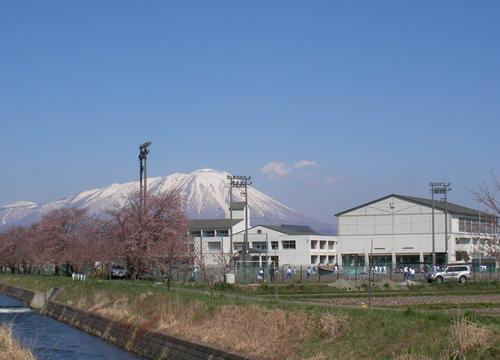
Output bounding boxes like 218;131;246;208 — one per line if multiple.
338;196;446;236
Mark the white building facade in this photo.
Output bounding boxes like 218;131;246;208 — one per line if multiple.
189;202;338;267
335;194;498;269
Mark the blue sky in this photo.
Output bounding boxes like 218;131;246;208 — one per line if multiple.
1;1;499;223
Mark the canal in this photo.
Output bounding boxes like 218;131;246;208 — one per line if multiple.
0;294;141;359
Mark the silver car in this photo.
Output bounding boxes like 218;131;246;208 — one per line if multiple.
426;265;471;284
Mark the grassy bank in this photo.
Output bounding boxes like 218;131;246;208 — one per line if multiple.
1;275;499;359
0;324;35;360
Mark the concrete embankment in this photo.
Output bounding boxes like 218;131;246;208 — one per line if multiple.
0;284;254;360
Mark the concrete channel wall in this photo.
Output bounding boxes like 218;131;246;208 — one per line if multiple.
0;284;254;360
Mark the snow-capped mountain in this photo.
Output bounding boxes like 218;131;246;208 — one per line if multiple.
0;169;335;234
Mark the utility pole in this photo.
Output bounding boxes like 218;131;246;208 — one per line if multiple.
430;182;451;265
368;239;373;309
139;142;151;212
227;177;234;254
431;183;436;266
227;175;252;280
444;186;451;264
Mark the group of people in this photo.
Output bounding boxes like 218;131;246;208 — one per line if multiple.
402;265;416;280
370;265;387;274
306;265;317;279
265;264;340;282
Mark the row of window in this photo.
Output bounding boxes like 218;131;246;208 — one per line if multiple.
455;238;486;245
234;240;297;250
205;240;340;251
310;240;335;250
190;229;229;238
311;255;336;265
205;240;298;251
458;218;497;234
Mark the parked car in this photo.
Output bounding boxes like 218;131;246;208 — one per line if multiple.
426;265;471;283
110;265;130;279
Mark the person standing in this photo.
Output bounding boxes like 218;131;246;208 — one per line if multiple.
269;264;276;282
257;268;264;282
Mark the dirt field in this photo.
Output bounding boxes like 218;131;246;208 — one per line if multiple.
311;293;500;307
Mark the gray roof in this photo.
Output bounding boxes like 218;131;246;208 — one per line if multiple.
189;219;242;231
229;202;246;211
251;224;321;236
335;194;489;218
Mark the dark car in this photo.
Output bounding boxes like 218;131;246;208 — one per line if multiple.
110;265;130;279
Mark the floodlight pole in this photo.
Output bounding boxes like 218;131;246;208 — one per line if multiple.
139;156;144;210
430;182;451;266
227;175;252;281
138;141;151;213
431;184;436;266
228;177;234;254
244;181;249;255
444;189;449;264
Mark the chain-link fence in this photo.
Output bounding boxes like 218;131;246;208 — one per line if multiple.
2;261;498;283
178;262;499;284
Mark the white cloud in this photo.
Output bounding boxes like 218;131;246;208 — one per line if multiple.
324;176;341;185
261;161;291;178
294;160;320;169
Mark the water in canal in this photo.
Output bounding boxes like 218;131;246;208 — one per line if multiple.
0;294;141;359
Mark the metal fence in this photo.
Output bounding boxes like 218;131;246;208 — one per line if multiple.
177;262;500;284
2;262;498;284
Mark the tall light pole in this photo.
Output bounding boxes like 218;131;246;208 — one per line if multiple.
227;176;234;254
139;142;151;212
430;182;451;265
227;175;252;279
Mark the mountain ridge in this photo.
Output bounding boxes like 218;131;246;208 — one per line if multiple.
0;169;335;234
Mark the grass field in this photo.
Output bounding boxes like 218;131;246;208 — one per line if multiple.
0;324;35;360
1;275;499;359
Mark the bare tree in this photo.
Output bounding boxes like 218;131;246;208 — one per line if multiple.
471;172;500;264
107;190;190;282
193;245;239;298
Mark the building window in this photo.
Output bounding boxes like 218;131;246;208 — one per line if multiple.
328;256;335;264
207;242;221;250
320;241;326;250
233;242;244;251
282;240;296;249
310;240;318;249
271;241;279;249
252;241;267;250
190;230;201;237
320;255;327;264
328;241;335;250
459;218;496;234
204;230;215;237
257;229;262;234
217;229;229;237
311;255;318;264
